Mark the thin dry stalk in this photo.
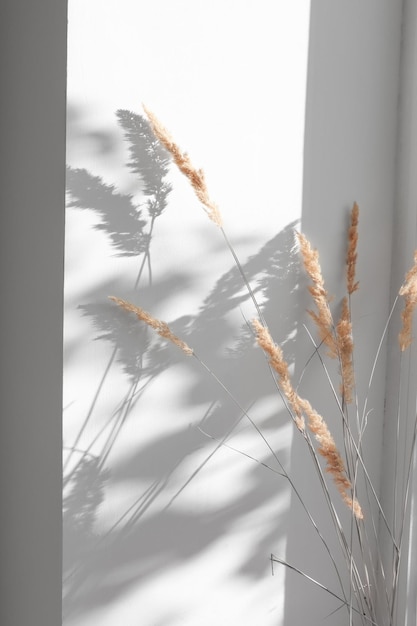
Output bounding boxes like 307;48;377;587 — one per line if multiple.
143;105;223;227
398;251;417;351
347;202;360;295
296;231;338;356
252;319;363;520
109;296;193;356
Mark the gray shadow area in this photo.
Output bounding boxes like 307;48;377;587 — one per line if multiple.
0;2;66;625
64;108;302;623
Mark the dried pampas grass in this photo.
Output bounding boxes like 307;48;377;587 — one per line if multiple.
296;231;338;356
347;202;360;295
143;105;223;228
109;296;193;356
398;251;417;351
108;107;417;625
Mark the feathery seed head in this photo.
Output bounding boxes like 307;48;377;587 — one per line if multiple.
347;202;360;294
299;398;363;519
398;250;417;351
336;297;354;403
296;231;337;355
143;105;223;227
252;319;305;431
109;296;193;356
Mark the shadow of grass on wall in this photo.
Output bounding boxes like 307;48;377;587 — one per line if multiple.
64;108;300;623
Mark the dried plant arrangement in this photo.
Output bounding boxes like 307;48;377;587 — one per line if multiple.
106;107;417;626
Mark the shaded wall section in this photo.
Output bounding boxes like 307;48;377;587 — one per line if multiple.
284;1;403;624
0;1;67;625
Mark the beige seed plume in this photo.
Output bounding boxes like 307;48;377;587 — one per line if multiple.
109;296;193;356
143;105;223;228
299;398;363;520
252;318;363;519
336;297;354;404
252;319;305;431
398;251;417;351
347;202;359;294
296;232;338;356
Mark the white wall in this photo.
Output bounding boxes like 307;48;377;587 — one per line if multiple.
64;2;310;625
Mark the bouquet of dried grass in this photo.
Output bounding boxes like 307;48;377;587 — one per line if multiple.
110;107;417;626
